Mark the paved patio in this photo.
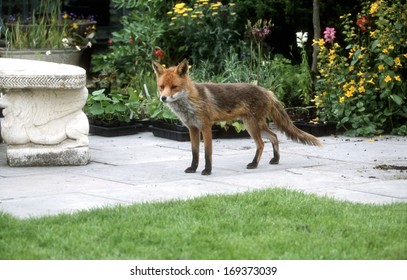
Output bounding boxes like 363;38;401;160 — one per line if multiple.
1;128;406;218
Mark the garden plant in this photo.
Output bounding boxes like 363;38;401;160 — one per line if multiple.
314;0;406;136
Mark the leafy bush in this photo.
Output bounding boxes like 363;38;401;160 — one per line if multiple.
91;0;166;86
314;0;407;136
166;1;240;70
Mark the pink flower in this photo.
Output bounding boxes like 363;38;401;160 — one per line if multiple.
129;38;134;43
323;27;336;43
107;39;113;45
154;49;164;60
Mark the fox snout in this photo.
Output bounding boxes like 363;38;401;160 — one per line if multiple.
160;95;168;102
159;91;187;103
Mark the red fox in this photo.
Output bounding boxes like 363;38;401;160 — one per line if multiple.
152;59;321;175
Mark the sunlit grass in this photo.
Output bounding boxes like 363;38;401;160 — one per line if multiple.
1;188;406;259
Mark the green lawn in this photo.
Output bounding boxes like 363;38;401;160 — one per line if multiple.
0;188;406;259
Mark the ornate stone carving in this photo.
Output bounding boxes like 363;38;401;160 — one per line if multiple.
0;58;90;166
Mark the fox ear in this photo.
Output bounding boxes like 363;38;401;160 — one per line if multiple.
152;60;164;76
176;59;189;77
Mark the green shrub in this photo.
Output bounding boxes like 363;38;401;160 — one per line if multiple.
91;0;166;86
166;1;240;70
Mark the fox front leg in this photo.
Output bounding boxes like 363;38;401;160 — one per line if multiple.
185;126;200;173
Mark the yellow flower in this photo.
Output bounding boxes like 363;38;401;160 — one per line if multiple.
358;86;366;93
370;2;379;14
388;45;394;50
370;30;376;38
210;2;222;9
345;85;356;98
175;3;186;9
394;76;401;82
312;38;325;47
404;54;407;59
72;22;78;29
339;96;345;103
175;8;187;14
394;57;402;67
345;91;354;98
378;64;385;71
342;83;349;91
382;48;388;54
349;66;354;72
349;80;356;85
367;78;375;85
384;75;392;83
357;71;363;77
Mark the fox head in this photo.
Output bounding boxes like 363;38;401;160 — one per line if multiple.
152;59;190;103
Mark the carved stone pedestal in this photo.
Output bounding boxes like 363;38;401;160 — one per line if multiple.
0;58;89;166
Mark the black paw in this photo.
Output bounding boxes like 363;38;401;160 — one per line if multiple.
246;162;258;169
269;158;279;165
201;169;211;175
185;167;197;173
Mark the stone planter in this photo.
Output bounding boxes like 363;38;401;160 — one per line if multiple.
0;48;82;65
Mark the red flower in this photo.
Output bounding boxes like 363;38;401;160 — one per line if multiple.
154;49;164;60
129;38;134;43
356;16;368;31
107;39;113;45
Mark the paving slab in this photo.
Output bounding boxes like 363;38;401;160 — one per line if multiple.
0;130;406;218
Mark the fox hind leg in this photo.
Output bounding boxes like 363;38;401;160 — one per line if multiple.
244;119;264;169
201;125;212;175
260;123;280;164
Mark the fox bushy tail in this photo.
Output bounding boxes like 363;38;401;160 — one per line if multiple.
268;92;322;147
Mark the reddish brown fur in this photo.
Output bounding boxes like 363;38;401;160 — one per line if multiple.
152;59;321;175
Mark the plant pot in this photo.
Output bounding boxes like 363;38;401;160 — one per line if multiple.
89;119;142;137
0;48;83;67
213;125;250;139
285;106;317;121
294;120;337;137
150;120;190;141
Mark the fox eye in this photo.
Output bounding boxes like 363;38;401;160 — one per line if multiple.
171;85;177;90
159;85;164;90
